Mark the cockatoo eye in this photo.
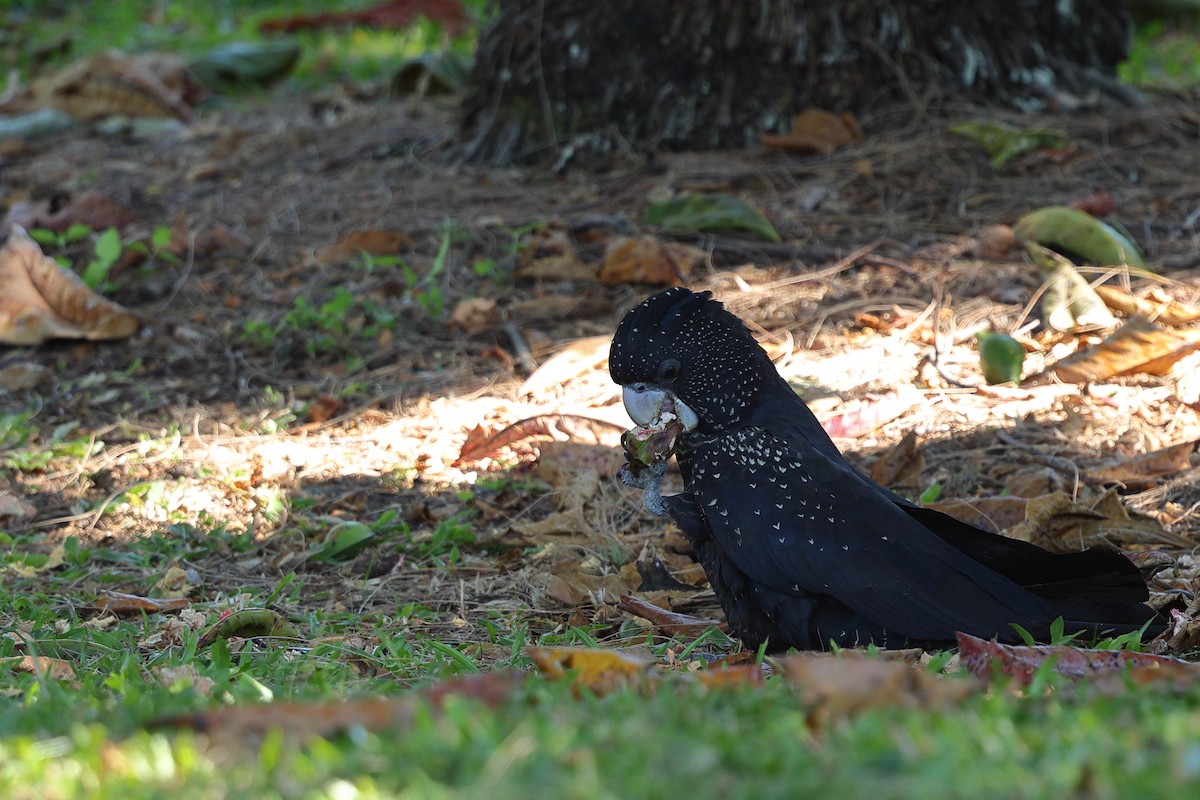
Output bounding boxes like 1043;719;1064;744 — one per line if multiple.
658;358;681;382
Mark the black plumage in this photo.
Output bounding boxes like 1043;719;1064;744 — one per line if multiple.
610;287;1163;651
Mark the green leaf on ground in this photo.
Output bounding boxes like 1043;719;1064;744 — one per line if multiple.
646;193;781;242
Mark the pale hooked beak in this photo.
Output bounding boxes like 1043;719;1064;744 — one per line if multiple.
622;383;699;431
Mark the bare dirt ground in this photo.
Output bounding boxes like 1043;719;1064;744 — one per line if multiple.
3;89;1200;657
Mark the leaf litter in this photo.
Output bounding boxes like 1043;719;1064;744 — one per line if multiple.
3;85;1200;738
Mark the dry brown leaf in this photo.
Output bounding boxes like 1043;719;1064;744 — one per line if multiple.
1067;190;1117;217
0;227;140;344
158;673;522;740
449;297;499;334
1091;440;1198;487
1004;489;1187;552
1094;285;1200;326
973;224;1016;260
91;591;192;615
597;235;700;286
957;632;1196;686
692;664;765;688
776;654;978;725
30;50;192;120
313;229;411;266
537;455;599;505
514;513;586;539
540;566;637;606
307;394;343;424
528;646;655;695
515;223;596;282
3;655;77;682
22;191;137;234
154;564;197;599
153;664;216;695
538;441;625;481
1030;316;1200;384
0;360;50;390
617;594;724;637
760;108;865;155
869;429;924;487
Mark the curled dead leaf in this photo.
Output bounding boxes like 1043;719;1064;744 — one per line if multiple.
776;653;978;726
313;229;411;266
30;50;194;120
957;632;1196;687
1091;440;1198;488
1003;489;1188;552
1030;316;1200;385
760;108;865;155
0;227;140;344
1094;285;1200;327
597;235;700;286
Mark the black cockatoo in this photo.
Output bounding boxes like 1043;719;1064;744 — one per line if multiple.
610;287;1163;651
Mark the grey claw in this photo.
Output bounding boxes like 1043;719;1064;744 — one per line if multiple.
620;460;668;516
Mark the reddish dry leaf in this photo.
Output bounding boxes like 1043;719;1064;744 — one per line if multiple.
159;673;522;740
760;108;865;155
776;654;978;725
454;414;624;467
1093;285;1200;326
30;50;193;120
957;632;1197;686
1091;440;1197;487
1030;316;1200;384
529;646;656;695
313;229;411;266
1067;189;1117;217
0;227;141;344
91;591;191;615
597;235;700;286
973;224;1017;260
307;394;344;424
819;386;921;439
260;0;469;37
617;594;726;638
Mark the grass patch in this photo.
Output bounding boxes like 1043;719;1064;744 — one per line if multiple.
5;0;484;87
3;671;1200;797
